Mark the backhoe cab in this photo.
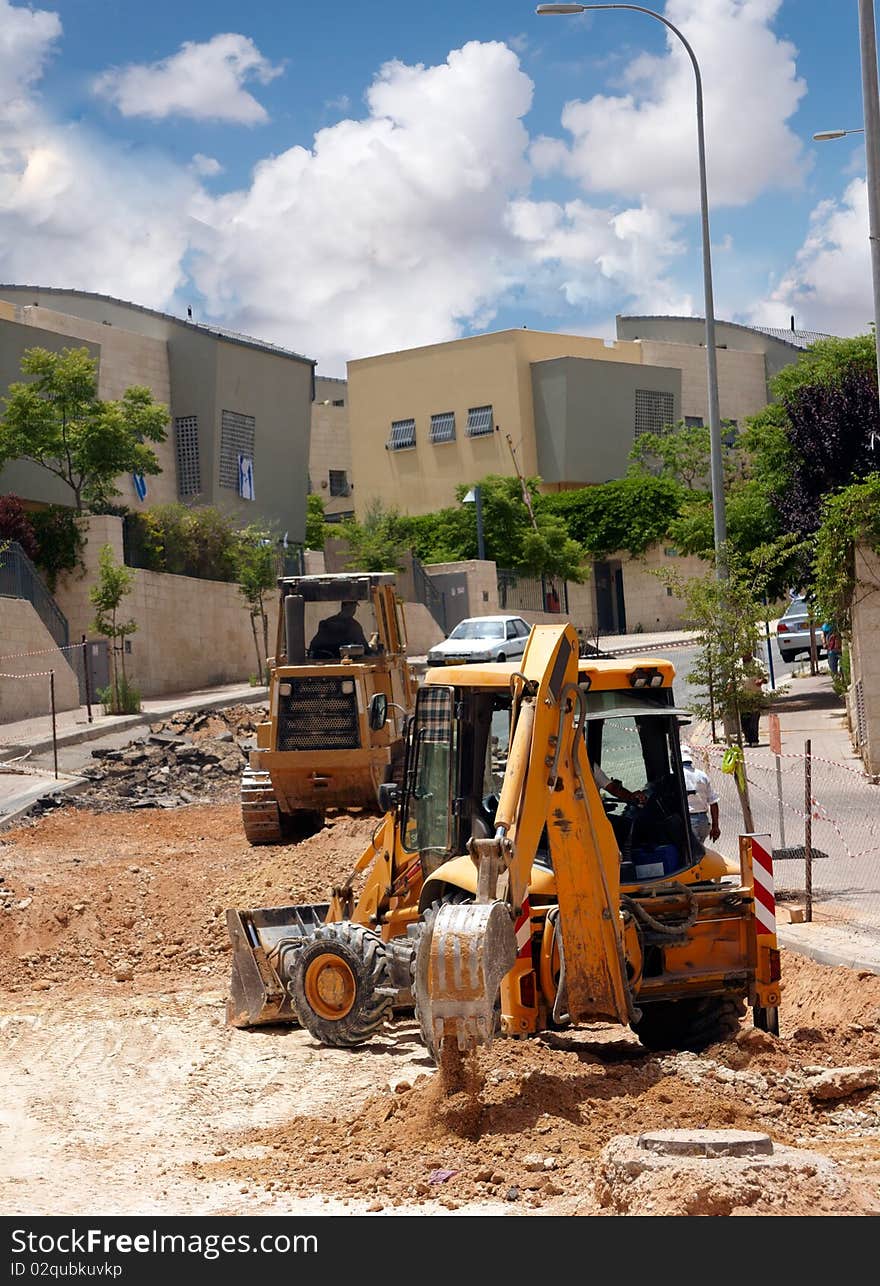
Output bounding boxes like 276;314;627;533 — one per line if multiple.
225;622;780;1058
240;572;417;844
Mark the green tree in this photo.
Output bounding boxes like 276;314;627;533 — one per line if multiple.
813;472;880;631
236;526;277;684
0;347;168;512
89;544;138;713
339;499;412;572
305;494;327;550
546;475;682;558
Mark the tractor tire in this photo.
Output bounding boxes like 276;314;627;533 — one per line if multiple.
288;921;394;1047
753;1004;780;1036
633;995;746;1053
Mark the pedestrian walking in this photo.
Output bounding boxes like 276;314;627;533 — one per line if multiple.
680;744;720;845
822;622;842;676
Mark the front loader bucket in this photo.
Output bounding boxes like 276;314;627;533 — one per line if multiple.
225;902;330;1028
414;900;517;1057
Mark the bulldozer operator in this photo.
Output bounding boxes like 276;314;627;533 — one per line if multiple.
308;599;377;660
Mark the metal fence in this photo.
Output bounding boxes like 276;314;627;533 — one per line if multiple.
497;568;569;615
691;741;880;937
412;555;447;631
0;542;69;649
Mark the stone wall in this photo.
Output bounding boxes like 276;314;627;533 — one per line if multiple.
53;516;278;698
848;543;880;775
0;598;80;721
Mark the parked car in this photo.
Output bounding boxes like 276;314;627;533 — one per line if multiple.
427;614;531;665
775;596;826;663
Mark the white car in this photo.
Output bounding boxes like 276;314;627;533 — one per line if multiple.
427;615;531;665
775;596;826;664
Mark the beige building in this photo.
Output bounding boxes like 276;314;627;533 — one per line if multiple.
347;319;815;519
310;375;353;522
0;286;315;541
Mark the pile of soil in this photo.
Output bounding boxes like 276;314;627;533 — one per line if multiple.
68;704;269;812
0;803;376;992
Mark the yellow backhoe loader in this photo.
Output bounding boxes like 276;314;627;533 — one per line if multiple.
226;623;780;1057
240;572;418;844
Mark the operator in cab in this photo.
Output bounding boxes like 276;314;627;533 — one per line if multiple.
308;599;375;659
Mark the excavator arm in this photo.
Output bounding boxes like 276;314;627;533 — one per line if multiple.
414;623;633;1059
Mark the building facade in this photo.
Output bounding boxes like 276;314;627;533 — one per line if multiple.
310;375;353;522
0;286;315;542
346;319;810;519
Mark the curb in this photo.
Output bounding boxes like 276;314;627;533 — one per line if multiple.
0;772;90;832
604;636;699;656
0;687;269;760
777;924;880;977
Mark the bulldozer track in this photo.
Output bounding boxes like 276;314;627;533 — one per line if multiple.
240;769;284;845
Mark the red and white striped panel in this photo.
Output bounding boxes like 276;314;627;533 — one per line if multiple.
515;901;532;958
751;834;776;936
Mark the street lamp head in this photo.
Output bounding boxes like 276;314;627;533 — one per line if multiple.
536;4;587;13
813;128;863;141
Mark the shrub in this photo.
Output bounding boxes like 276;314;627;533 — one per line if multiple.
98;675;141;715
29;506;85;589
0;494;38;559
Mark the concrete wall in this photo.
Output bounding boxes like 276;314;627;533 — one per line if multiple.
637;339;770;427
616;315;810;383
311;376;353;520
347;329;645;517
531;356;681;486
53;516;278;698
0;597;80;721
848;543;880;775
426;560;500;616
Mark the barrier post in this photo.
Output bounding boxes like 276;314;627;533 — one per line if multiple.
49;669;58;780
82;635;93;724
804;738;813;922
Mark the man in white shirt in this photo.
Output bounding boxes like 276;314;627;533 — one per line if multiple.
681;744;720;844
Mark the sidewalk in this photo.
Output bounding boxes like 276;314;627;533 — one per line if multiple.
690;668;880;976
0;679;268;759
0;679;268;829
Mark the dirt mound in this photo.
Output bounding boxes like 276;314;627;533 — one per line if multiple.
0;803;375;993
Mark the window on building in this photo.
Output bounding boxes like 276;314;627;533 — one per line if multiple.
387;418;416;450
430;411;456;444
175;416;201;497
466;405;494;437
684;415;704;428
634;390;676;438
329;469;350;497
219;409;256;489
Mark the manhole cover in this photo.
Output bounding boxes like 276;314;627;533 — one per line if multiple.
637;1129;773;1158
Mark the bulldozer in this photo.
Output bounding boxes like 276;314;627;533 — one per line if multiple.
240;571;418;844
225;622;781;1057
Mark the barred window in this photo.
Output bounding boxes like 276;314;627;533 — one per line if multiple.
329;469;350;496
466;405;494;437
220;409;256;488
684;415;704;428
430;411;456;444
175;416;201;497
634;390;675;438
387;418;416;450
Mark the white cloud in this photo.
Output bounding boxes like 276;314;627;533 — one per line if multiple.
189;41;535;371
749;178;876;337
0;0;61;124
92;33;282;124
532;0;808;213
507;197;692;314
191;153;223;177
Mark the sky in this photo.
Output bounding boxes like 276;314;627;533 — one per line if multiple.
0;0;875;376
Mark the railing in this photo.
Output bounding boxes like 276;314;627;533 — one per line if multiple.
0;541;69;648
412;555;446;631
497;568;568;615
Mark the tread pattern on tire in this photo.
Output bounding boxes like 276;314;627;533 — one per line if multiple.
633;994;746;1053
288;921;393;1048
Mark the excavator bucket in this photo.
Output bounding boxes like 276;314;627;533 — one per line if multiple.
414;900;517;1056
225;902;329;1027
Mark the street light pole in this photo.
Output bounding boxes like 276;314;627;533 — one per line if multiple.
859;0;880;412
537;4;728;576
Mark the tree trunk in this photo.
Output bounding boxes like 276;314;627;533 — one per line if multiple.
250;613;263;685
261;601;270;677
